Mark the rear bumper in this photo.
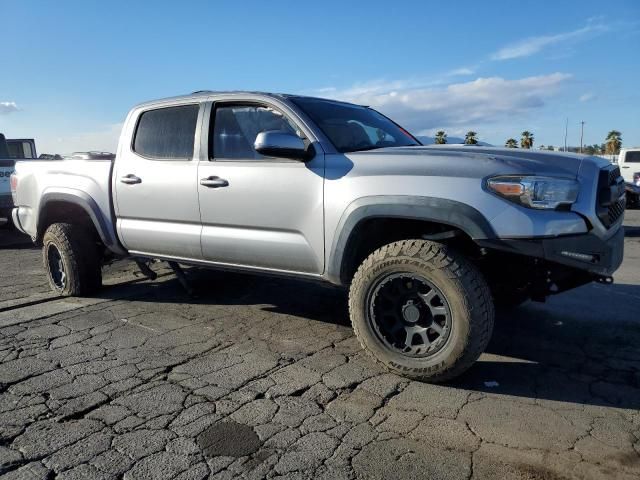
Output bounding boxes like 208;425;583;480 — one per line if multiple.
11;208;26;234
478;225;624;277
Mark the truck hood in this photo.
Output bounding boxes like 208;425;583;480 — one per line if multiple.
343;145;610;179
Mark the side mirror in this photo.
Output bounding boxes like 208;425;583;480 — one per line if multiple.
254;131;310;160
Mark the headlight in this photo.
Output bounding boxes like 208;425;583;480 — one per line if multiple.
487;175;579;210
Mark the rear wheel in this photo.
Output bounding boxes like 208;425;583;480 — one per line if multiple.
42;223;102;296
349;239;494;382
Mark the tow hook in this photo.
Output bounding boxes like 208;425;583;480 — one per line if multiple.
595;275;614;284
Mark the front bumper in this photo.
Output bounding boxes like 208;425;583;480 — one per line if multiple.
625;182;640;195
478;225;624;277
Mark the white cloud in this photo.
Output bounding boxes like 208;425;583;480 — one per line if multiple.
0;102;19;115
579;92;596;102
490;20;609;60
447;67;475;76
323;73;572;132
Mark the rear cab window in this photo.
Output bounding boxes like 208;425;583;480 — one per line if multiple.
133;104;199;160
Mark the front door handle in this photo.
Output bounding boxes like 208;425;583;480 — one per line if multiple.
200;176;229;188
622;166;630;168
120;174;142;185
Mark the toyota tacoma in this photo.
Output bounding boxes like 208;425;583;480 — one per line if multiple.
11;91;625;381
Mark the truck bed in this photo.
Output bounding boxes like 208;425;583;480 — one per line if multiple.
12;159;115;240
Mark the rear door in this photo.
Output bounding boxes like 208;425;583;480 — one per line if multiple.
197;100;325;274
113;103;204;259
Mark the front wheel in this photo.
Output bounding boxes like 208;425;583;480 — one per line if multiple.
348;240;494;382
42;223;102;296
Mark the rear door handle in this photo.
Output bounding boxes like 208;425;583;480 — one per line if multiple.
120;174;142;184
622;166;630;168
200;176;229;188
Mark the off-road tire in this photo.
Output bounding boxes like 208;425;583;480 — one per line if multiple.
42;223;102;296
348;239;494;382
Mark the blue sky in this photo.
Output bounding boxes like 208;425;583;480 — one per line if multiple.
1;0;638;153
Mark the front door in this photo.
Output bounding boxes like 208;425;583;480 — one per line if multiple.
114;103;204;260
197;102;324;274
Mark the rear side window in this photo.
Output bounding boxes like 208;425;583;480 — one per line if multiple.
625;151;640;163
133;105;199;159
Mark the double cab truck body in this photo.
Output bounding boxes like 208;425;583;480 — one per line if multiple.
11;91;625;381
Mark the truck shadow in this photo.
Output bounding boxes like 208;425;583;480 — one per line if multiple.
142;268;640;410
0;228;34;249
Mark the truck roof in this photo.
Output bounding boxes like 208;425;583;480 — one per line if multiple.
132;91;360;110
132;91;290;109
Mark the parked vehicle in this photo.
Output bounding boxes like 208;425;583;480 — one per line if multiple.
64;151;115;161
7;138;37;160
1;135;39;226
0;134;12;224
618;148;640;208
11;92;625;381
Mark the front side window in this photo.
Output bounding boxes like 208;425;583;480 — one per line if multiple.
211;105;300;160
289;96;420;153
133;104;199;159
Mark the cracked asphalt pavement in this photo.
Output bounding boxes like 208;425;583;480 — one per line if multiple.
1;211;639;479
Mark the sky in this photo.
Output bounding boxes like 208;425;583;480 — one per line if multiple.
1;0;639;154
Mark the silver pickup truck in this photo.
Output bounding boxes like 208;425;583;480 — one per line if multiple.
11;91;625;381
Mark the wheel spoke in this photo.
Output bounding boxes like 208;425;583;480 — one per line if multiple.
403;328;414;349
420;289;437;305
415;328;431;347
369;273;451;359
430;322;444;335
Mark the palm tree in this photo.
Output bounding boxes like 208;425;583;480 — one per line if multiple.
464;131;478;145
434;131;447;144
605;131;622;155
520;131;534;149
505;138;518;148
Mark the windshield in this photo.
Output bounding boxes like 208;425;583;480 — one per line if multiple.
290;97;420;153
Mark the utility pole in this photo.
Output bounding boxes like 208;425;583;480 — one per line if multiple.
564;118;568;152
580;121;585;154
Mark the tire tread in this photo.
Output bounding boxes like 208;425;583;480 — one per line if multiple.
348;239;494;382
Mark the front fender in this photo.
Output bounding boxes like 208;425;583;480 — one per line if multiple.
39;188;126;255
326;195;496;285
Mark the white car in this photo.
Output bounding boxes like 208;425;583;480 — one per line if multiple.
619;148;640;208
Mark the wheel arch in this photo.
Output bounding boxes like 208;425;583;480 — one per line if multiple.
38;190;126;255
326;196;496;286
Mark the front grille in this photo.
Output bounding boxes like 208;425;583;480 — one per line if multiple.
608;166;620;185
596;165;625;228
608;196;626;225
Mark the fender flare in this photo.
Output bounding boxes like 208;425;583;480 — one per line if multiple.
326;195;496;285
38;189;126;255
